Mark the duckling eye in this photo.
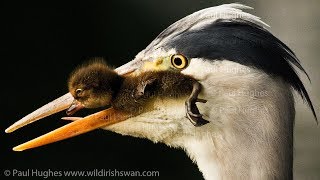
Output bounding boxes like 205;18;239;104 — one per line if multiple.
171;54;189;69
75;88;83;96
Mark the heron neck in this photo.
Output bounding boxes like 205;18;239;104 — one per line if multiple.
184;126;293;180
180;59;294;179
184;139;221;180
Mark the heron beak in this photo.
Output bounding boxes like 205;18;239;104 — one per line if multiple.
5;93;74;133
12;108;130;151
5;60;142;151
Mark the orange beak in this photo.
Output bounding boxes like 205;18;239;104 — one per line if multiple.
12;108;130;151
5;62;142;151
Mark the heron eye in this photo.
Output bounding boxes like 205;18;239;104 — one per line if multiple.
75;89;83;96
171;54;188;69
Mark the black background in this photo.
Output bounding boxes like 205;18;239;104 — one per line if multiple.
0;0;248;179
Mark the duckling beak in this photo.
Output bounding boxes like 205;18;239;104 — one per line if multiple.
66;99;84;115
5;60;142;151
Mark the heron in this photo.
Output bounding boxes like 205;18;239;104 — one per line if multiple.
5;3;317;180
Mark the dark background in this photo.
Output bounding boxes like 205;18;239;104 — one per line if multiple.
1;0;319;179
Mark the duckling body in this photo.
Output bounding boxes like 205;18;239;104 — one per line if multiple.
113;71;194;111
68;60;208;126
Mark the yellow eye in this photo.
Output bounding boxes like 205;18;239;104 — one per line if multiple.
170;54;189;69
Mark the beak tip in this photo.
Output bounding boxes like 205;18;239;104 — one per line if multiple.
12;146;23;152
5;127;14;133
5;93;74;134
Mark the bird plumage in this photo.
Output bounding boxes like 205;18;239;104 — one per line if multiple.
105;3;316;180
135;4;317;121
6;3;317;180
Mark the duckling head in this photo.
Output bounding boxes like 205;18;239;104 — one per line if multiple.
67;60;123;114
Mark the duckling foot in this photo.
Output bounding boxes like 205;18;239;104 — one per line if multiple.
185;82;209;126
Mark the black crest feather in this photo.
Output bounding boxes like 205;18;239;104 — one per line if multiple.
161;19;317;122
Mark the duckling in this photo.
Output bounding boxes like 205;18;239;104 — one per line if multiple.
67;59;209;126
